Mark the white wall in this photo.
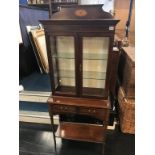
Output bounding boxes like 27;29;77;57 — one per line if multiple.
80;0;102;4
19;25;23;44
79;0;114;13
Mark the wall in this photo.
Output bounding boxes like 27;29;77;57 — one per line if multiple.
114;0;135;32
79;0;135;33
19;24;23;44
79;0;102;4
79;0;114;12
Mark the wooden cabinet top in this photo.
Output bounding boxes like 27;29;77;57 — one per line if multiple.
40;5;119;25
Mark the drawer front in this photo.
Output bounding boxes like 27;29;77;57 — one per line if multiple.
79;107;108;121
48;103;109;121
50;104;76;114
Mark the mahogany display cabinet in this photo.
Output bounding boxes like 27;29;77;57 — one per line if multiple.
40;5;119;154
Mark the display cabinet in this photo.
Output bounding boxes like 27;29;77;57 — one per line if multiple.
41;5;119;154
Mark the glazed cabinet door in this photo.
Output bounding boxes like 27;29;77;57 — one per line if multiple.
47;33;113;98
80;35;111;98
49;35;77;96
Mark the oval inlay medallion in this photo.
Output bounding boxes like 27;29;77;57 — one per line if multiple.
75;9;87;17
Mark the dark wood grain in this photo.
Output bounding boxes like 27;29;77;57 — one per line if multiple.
55;122;105;143
109;47;120;96
40;5;119;98
41;5;120;151
49;5;116;20
48;96;110;121
48;96;110;109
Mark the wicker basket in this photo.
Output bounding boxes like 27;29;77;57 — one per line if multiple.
118;46;135;98
118;87;135;134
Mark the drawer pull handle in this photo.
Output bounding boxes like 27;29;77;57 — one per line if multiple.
64;107;68;110
88;109;96;113
93;110;96;113
56;100;60;103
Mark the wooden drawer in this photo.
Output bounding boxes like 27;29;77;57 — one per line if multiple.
79;107;108;121
50;104;76;114
48;97;110;121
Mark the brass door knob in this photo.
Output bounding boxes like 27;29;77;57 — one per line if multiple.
93;110;96;113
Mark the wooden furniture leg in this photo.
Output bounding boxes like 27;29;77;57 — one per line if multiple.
50;114;57;154
102;142;105;155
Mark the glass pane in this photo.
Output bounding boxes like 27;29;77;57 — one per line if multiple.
51;36;76;94
56;36;75;58
83;37;109;60
59;78;75;86
82;37;109;97
83;60;107;77
83;79;105;88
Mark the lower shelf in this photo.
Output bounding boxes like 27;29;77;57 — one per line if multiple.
55;122;105;143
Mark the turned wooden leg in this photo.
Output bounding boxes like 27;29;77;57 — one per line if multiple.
50;114;57;154
102;142;105;155
102;121;107;155
48;104;57;154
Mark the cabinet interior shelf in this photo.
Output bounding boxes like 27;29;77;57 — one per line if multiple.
52;53;108;60
56;70;106;80
59;77;106;80
55;122;105;143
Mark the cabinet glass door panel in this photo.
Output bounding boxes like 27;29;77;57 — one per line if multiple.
50;36;76;94
82;37;109;97
56;36;75;58
83;60;107;78
83;79;106;88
